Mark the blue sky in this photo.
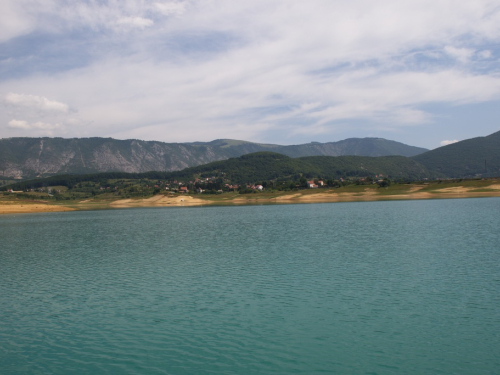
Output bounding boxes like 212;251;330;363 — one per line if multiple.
1;0;500;149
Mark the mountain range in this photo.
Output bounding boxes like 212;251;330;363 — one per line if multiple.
1;130;499;181
0;136;427;179
412;130;500;178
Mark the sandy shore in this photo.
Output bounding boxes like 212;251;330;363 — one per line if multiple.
109;194;212;207
0;201;76;215
264;185;500;204
2;184;500;215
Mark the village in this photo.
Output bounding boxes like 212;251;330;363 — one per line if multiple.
3;175;386;205
3;171;396;200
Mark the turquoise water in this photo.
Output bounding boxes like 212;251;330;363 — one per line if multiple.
1;198;500;374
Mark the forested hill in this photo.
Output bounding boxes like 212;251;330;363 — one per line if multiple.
276;138;427;158
2;130;499;181
203;138;428;158
165;152;436;183
0;136;427;179
3;152;437;191
412;130;500;178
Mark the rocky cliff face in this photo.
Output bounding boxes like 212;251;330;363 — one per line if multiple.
0;137;427;179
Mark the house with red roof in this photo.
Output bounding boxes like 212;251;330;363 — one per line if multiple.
307;180;318;188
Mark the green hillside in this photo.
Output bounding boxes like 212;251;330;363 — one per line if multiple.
0;136;427;179
166;152;435;183
3;152;436;192
279;138;428;158
413;130;500;177
4;131;500;193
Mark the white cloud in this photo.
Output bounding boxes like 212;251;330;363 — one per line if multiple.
154;2;187;17
444;46;475;63
5;93;69;113
478;50;492;59
8;119;62;131
7;119;30;129
0;1;34;43
116;17;154;29
1;0;500;145
440;139;459;146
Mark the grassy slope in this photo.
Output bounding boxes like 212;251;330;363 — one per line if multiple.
280;138;428;158
162;152;436;183
413;130;500;177
1;136;429;179
2;152;436;191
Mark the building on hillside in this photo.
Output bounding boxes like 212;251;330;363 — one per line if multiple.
307;181;318;188
179;186;189;193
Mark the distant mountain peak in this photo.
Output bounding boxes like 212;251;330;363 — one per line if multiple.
413;129;500;177
0;136;428;179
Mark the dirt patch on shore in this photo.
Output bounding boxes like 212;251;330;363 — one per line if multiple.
272;193;302;201
109;194;211;207
408;185;426;192
433;186;471;194
276;188;500;203
2;185;500;215
0;202;75;215
478;184;500;190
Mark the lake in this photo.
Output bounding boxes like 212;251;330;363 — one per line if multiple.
1;198;500;374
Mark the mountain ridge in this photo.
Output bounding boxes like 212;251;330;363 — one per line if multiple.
0;136;428;179
2;151;438;192
412;130;500;177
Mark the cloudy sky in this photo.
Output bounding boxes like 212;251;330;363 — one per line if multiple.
1;0;500;149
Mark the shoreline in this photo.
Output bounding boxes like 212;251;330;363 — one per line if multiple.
0;202;76;215
2;183;500;215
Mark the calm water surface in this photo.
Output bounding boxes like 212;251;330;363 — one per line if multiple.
1;198;500;374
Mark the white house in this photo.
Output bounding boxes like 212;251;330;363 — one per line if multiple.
307;181;318;188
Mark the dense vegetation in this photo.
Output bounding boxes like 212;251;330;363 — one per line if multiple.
3;130;500;199
412;130;500;177
2;131;499;183
275;138;428;158
0;136;428;179
2;152;437;195
164;152;436;183
0;178;16;188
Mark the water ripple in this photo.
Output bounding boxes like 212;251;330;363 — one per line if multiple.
1;199;500;374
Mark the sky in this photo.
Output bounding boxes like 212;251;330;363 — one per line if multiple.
1;0;500;149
